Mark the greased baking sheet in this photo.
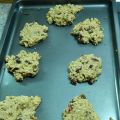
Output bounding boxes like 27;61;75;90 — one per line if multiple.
0;0;120;119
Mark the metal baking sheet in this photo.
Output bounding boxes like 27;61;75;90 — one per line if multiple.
0;0;120;119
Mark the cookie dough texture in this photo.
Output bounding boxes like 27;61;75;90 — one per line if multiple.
63;94;100;120
68;54;102;85
0;96;41;120
20;22;48;47
5;50;41;81
71;18;104;45
46;4;83;26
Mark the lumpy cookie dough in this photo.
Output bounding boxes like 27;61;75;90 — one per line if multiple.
0;96;41;120
46;4;83;26
20;22;48;47
68;54;102;85
71;18;104;45
5;50;41;81
63;94;100;120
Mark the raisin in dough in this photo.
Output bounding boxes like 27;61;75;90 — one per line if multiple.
71;18;104;45
5;50;41;81
63;94;100;120
46;4;83;26
68;54;102;85
20;22;48;47
0;96;41;120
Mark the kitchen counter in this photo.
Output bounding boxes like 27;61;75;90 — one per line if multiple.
0;4;11;40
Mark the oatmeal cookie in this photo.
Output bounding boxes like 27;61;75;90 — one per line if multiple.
46;4;83;26
71;18;104;45
63;94;100;120
68;54;102;85
0;96;41;120
5;50;41;81
20;22;48;47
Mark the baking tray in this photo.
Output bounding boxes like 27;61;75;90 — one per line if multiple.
0;0;120;119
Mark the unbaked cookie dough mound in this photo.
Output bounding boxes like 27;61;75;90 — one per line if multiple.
0;96;41;120
20;22;48;47
5;50;41;81
63;94;100;120
68;54;102;85
71;18;104;45
46;4;83;26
